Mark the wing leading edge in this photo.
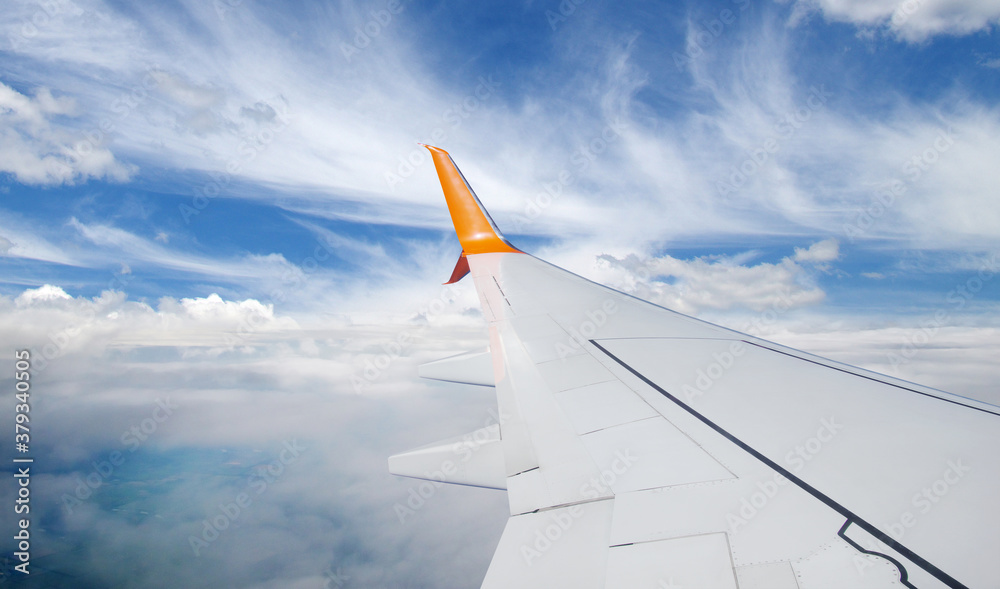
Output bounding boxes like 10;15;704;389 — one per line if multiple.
388;146;1000;589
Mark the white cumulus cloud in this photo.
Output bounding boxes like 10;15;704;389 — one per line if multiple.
589;243;833;315
793;238;840;263
0;81;135;185
15;283;73;305
789;0;1000;42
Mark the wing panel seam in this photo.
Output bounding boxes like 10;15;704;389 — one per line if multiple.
590;339;969;589
743;341;1000;417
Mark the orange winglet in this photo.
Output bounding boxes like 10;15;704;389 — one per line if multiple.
421;144;521;255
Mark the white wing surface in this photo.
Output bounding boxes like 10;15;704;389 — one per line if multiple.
389;145;1000;589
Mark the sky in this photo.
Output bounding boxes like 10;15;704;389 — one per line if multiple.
0;0;999;587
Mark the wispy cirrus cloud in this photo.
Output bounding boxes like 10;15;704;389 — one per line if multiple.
3;0;998;257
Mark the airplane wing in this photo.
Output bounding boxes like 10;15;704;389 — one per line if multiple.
388;145;1000;589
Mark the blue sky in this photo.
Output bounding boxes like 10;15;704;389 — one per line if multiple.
1;0;999;587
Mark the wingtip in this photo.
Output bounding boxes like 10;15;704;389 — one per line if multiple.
422;146;521;256
419;143;450;156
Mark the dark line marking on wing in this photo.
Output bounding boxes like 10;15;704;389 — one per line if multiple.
837;520;917;589
590;339;968;589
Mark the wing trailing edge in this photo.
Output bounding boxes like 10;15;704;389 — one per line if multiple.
388;424;507;490
417;349;495;387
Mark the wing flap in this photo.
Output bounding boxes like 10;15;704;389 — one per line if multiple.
579;417;735;494
418;349;495;386
491;316;613;514
733;562;799;589
480;500;614;589
387;424;507;490
606;533;739;589
553;380;658;435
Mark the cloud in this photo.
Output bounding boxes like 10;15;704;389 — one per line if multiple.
1;1;997;258
660;13;1000;249
589;242;832;315
0;81;135;185
2;1;454;199
0;213;95;269
0;2;997;587
788;0;1000;41
3;275;997;586
793;238;840;263
15;283;72;305
0;81;75;123
0;282;505;587
174;292;273;322
763;322;1000;404
3;287;290;353
68;217;303;281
